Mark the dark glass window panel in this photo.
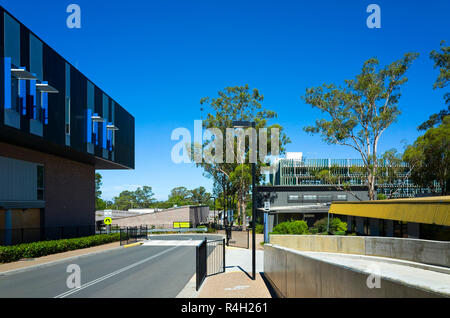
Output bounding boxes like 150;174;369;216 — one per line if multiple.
4;13;20;67
37;165;44;188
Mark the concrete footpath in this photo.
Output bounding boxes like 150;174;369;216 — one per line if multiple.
195;247;273;298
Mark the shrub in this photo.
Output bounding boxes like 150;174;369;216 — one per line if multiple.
329;218;348;234
272;220;309;235
0;233;120;264
255;224;264;234
312;217;348;235
313;218;328;233
309;227;318;234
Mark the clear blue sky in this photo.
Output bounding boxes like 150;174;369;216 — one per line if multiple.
2;0;449;201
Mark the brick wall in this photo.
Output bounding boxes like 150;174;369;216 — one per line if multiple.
0;141;95;227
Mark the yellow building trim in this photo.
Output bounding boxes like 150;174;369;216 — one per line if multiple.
329;196;450;226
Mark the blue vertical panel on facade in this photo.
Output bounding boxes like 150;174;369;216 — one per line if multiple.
30;79;36;119
102;121;107;149
4;57;11;109
93;119;98;145
42;91;48;124
86;108;92;143
19;78;26;115
107;124;112;151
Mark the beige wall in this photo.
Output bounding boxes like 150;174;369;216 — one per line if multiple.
112;206;210;228
113;207;190;227
264;244;442;298
269;235;450;268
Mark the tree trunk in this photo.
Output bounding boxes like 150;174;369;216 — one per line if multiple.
237;196;242;227
242;199;247;231
368;173;376;200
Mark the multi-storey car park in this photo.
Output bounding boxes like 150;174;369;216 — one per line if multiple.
0;6;135;245
272;156;436;198
257;152;438;238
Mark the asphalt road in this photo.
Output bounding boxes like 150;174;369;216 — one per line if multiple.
0;234;222;298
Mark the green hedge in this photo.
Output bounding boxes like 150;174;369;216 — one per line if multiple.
0;233;120;264
272;220;309;235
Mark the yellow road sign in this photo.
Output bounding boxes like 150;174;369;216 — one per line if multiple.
104;217;112;225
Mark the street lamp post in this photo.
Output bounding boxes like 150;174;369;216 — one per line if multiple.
211;196;216;227
232;120;256;280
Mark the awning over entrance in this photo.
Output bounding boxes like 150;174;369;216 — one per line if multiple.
329;196;450;226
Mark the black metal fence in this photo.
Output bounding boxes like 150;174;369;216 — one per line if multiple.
196;238;207;291
206;239;226;277
0;225;119;246
119;225;148;246
196;238;226;291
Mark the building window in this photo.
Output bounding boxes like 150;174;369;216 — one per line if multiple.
336;194;347;201
288;194;299;201
4;13;21;67
379;219;386;236
10;75;19;112
303;194;317;201
318;194;332;202
37;165;44;200
363;218;370;235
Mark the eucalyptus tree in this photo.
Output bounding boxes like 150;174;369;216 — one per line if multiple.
418;41;449;131
303;53;419;200
196;84;290;227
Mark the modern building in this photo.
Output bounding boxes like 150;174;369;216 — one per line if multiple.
329;196;450;240
257;152;435;233
108;206;210;229
0;7;135;244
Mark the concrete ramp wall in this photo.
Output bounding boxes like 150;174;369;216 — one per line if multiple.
264;244;443;298
269;235;450;268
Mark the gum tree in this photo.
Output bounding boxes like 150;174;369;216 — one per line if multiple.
197;85;290;228
418;41;449;131
404;116;450;195
302;53;419;200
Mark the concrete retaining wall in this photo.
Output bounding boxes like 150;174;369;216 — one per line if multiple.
264;244;441;298
269;235;450;267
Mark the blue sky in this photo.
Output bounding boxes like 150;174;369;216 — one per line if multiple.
2;0;449;201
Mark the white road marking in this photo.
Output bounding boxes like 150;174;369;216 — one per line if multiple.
142;240;203;246
54;245;179;298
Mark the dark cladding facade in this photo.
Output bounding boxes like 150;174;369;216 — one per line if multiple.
0;7;135;244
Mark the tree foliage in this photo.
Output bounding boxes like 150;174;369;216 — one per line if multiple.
302;53;419;200
95;173;106;210
313;217;348;234
197;84;290;228
404;116;450;195
112;186;155;210
418;41;449;131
